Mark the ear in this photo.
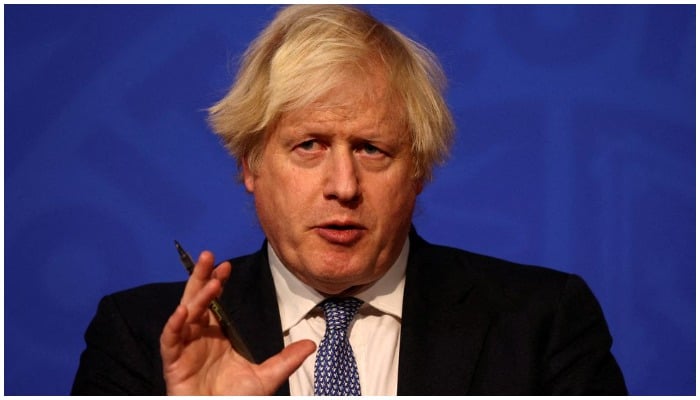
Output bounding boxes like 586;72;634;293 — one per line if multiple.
242;158;255;193
414;178;424;195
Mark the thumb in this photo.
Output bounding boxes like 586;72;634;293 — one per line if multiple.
255;339;316;394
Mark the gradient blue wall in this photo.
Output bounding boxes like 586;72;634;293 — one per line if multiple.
5;5;695;395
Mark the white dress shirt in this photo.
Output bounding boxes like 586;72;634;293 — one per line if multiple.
268;239;408;396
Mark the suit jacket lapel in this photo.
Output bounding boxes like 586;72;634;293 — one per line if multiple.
219;243;291;395
397;232;493;395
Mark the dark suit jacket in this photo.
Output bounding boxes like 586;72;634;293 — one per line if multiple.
71;232;627;395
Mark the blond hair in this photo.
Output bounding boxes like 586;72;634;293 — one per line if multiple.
209;5;454;182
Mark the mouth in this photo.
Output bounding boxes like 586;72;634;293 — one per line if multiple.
315;222;366;245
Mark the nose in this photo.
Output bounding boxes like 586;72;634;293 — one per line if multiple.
323;148;361;204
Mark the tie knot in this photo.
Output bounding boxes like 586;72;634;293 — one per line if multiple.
320;297;363;332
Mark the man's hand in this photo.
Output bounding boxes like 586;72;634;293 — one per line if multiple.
159;251;316;395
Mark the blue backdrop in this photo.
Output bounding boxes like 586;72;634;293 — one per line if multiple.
5;4;695;395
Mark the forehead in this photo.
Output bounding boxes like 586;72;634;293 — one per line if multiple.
276;68;405;132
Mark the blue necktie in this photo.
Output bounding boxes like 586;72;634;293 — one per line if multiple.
313;297;363;396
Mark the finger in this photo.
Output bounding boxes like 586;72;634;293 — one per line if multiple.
183;278;224;325
193;251;216;279
181;251;216;302
160;304;188;365
211;261;232;286
255;340;316;394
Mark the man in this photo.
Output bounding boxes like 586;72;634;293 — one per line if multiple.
72;5;626;395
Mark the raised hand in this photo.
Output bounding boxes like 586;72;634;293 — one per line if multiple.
159;251;315;395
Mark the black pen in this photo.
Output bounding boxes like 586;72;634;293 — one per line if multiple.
174;240;255;362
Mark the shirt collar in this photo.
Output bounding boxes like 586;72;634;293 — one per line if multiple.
268;238;409;332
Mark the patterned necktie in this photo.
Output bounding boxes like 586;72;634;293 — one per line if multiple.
313;297;363;396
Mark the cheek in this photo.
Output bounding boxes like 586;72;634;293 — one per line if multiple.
253;178;296;243
255;164;313;218
370;175;419;224
379;166;419;200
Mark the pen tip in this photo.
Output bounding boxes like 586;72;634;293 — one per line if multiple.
174;239;181;248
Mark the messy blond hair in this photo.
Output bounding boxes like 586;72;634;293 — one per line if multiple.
209;5;454;182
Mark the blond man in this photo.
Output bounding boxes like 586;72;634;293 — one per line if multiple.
73;5;626;395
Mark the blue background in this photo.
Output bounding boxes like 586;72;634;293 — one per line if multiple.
5;4;695;395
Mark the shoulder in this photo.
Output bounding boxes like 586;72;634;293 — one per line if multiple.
407;233;625;394
408;232;594;311
73;281;188;395
91;282;186;339
97;245;265;320
411;232;571;284
408;231;611;343
104;281;185;312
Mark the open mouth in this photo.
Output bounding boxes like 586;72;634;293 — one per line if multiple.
326;224;360;230
316;223;365;245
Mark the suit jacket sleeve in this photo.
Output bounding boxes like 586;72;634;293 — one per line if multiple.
542;274;626;395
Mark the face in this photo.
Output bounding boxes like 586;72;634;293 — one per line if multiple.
243;70;422;295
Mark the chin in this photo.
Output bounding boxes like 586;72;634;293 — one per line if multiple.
313;279;369;297
308;265;375;292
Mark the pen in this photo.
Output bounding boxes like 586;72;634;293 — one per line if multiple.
174;240;255;362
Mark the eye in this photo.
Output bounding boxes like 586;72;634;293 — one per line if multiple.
296;139;320;152
359;142;384;156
